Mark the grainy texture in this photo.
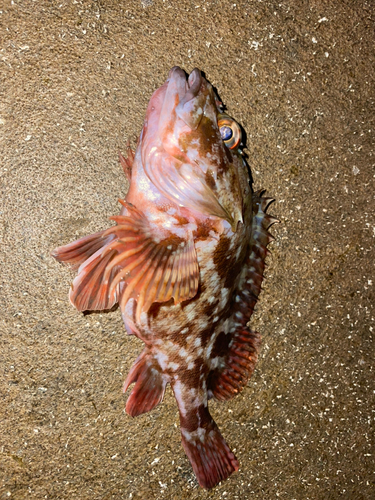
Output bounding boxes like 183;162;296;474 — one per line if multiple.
1;1;374;499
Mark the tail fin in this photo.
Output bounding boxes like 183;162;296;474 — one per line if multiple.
123;350;167;417
180;409;238;489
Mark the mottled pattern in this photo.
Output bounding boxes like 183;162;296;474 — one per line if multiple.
52;67;275;489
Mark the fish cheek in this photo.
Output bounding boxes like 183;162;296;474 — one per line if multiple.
199;118;228;171
205;169;216;191
179;115;227;170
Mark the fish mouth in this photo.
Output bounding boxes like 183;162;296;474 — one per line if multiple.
167;66;202;95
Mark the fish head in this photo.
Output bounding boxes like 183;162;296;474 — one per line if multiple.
140;67;249;231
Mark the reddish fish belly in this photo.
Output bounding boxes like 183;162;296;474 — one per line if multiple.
51;66;277;489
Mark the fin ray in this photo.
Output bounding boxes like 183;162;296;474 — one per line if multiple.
123;350;167;417
52;230;112;270
53;202;199;316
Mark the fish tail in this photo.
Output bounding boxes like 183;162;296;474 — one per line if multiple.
181;407;238;489
172;377;238;490
123;349;167;417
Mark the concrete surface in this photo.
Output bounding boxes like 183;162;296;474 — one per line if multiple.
1;1;374;499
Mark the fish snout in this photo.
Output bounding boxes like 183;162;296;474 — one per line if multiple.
167;66;179;78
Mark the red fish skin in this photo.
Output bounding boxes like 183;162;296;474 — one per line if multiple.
52;66;275;489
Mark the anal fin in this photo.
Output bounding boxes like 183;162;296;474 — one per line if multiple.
123;350;167;417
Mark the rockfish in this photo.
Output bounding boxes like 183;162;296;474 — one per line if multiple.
52;66;276;489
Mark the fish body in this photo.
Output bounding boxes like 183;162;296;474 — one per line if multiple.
52;67;275;489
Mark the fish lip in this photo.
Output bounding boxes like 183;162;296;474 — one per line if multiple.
166;66;202;101
187;68;202;94
167;66;186;82
167;66;183;80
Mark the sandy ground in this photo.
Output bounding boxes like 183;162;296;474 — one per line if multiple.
1;1;374;499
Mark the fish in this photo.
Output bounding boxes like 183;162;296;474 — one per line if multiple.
52;66;276;489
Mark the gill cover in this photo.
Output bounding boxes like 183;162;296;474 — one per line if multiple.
142;67;245;230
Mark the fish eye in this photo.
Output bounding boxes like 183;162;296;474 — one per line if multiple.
218;114;241;150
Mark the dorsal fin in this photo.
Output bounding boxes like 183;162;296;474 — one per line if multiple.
119;143;135;182
208;190;277;401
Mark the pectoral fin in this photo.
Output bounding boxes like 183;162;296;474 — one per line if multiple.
52;231;118;311
52;202;199;322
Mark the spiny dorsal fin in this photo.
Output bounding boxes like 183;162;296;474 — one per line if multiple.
208;190;276;401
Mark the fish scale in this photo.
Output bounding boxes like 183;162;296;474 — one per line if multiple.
52;67;276;489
